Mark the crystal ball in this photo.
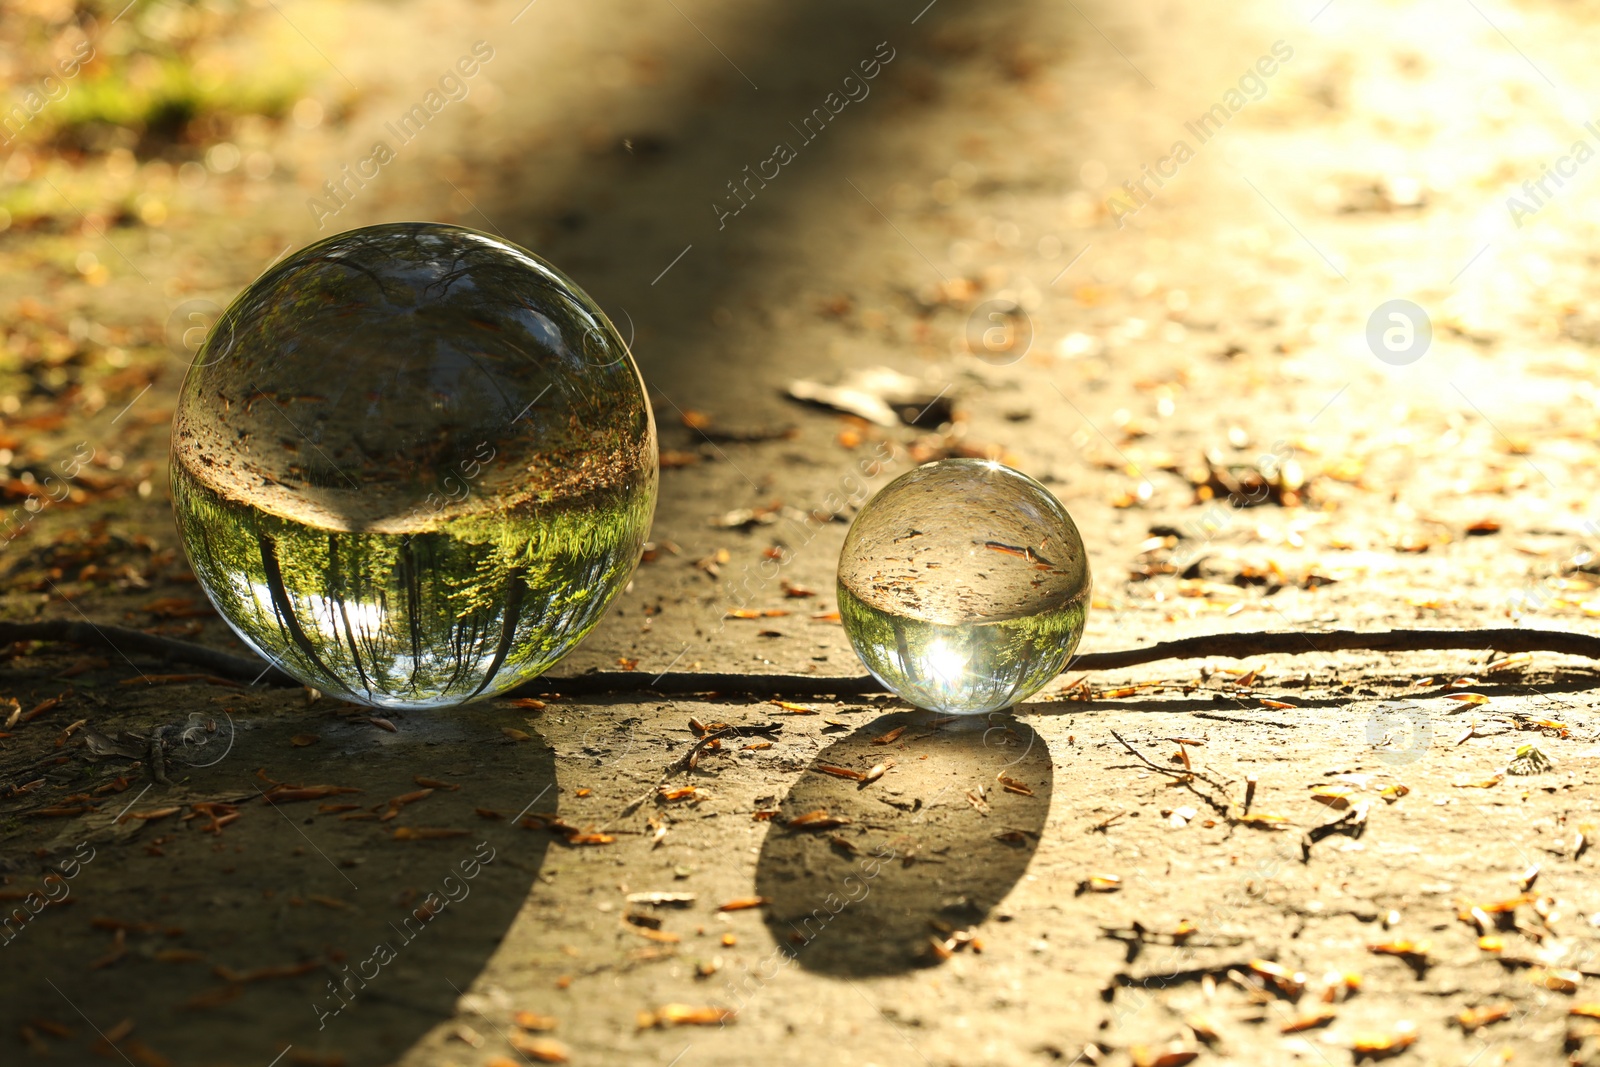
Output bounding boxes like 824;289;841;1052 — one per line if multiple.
837;459;1090;714
170;223;657;709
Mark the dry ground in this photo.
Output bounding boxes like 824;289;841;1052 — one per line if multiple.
2;0;1600;1065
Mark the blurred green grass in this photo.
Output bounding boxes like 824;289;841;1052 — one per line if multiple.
50;55;304;146
0;0;317;228
1;0;309;153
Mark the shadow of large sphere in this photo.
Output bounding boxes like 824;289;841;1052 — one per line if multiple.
0;702;556;1067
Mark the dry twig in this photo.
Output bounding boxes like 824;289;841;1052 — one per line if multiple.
6;622;1600;697
1109;730;1234;816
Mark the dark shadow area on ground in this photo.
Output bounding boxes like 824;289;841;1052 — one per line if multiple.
0;702;555;1067
755;710;1049;977
468;0;952;395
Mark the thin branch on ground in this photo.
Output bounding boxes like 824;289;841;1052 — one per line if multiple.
0;621;298;686
1065;628;1600;671
1109;729;1234;816
603;722;786;829
662;722;785;778
1108;729;1195;780
5;621;1600;696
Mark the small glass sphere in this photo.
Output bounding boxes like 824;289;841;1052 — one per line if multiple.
170;223;657;709
837;459;1090;714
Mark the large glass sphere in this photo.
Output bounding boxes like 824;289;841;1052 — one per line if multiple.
838;459;1090;714
170;223;656;709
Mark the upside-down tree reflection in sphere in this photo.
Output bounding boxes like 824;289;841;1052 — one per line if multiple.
838;459;1091;714
170;223;657;709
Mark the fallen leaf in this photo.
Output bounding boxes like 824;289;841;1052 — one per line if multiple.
1250;959;1308;997
785;809;851;830
181;984;243;1010
379;789;434;821
1320;972;1362;1001
1453;774;1504;789
212;960;321;983
1456;1003;1512;1031
1309;788;1352;810
508;1031;570;1063
116;807;180;825
1368;939;1430;960
1350;1020;1417;1057
1518;863;1540;892
786;366;948;427
1129;1042;1199;1067
23;695;64;722
391;827;471;840
622;919;679;943
1281;1009;1337;1033
716;897;770;912
1185;1013;1221;1043
122;1037;174;1067
260;784;363;804
998;774;1034;797
1533;968;1580;993
636;1004;736;1029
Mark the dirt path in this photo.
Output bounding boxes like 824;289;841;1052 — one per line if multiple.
1;1;1599;1065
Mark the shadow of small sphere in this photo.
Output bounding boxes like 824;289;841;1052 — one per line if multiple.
755;710;1051;977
